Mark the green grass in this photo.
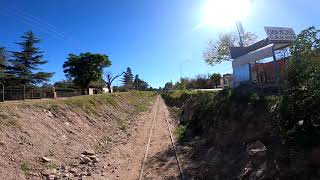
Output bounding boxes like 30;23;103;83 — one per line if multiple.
163;88;281;137
43;161;58;169
174;124;187;139
135;103;148;112
55;91;156;115
162;90;196;107
21;162;31;172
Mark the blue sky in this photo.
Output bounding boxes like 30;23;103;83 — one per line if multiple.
0;0;319;88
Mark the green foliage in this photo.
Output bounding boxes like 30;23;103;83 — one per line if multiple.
162;90;195;107
203;32;258;65
164;73;223;91
21;162;31;172
164;82;174;91
174;80;187;90
43;161;58;169
210;73;221;88
279;26;320;147
0;47;9;84
133;74;149;90
175;124;188;139
8;31;53;85
163;88;279;137
63;52;111;93
54;79;78;89
122;67;134;90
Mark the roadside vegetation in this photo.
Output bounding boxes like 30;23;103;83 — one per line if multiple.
163;73;222;91
0;31;155;102
162;26;320;179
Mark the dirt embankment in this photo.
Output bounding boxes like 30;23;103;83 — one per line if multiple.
0;91;156;180
162;89;320;180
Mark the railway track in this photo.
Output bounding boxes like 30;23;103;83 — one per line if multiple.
138;96;184;180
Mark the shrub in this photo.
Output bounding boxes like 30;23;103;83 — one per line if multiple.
278;27;320;147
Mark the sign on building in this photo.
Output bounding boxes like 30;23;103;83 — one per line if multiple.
264;26;296;43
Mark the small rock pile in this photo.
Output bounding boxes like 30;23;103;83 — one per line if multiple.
41;149;99;180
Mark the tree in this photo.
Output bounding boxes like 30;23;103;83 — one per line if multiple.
105;72;125;93
63;52;111;94
279;26;320;147
203;31;257;66
54;79;77;89
210;73;221;88
133;74;149;90
164;82;174;91
0;47;8;83
9;31;53;85
122;67;134;90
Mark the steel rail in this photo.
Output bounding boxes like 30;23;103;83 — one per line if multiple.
162;99;184;180
138;96;160;180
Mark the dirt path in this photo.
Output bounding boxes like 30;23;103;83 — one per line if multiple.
88;96;182;180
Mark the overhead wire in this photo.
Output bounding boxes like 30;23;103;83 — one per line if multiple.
0;7;82;51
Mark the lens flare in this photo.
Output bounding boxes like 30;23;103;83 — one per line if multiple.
201;0;251;28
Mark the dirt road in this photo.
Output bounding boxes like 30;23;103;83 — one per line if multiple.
88;96;182;180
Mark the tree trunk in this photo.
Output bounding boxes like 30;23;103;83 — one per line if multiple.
107;83;112;93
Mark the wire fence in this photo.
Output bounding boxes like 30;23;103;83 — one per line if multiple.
0;85;84;102
55;89;83;98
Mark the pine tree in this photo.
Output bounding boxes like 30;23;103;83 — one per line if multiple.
122;67;133;90
0;47;8;83
9;31;53;86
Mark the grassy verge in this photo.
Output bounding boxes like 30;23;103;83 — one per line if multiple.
163;88;281;139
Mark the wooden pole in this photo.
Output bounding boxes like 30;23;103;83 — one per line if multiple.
1;84;4;102
23;85;26;100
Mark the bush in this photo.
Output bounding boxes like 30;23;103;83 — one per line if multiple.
279;87;320;147
278;27;320;147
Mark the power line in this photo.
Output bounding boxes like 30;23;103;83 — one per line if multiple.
0;7;83;51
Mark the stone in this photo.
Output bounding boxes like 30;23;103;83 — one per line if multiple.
47;174;55;180
42;169;57;176
89;155;99;163
27;172;39;176
69;168;78;173
41;157;52;163
80;156;92;164
62;165;70;171
63;173;72;178
240;167;253;179
246;140;267;156
82;150;95;156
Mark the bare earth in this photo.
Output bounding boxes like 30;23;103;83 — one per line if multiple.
88;96;182;180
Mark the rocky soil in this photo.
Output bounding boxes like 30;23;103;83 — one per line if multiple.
0;92;156;180
163;90;320;180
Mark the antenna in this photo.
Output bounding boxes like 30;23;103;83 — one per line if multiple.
236;21;245;47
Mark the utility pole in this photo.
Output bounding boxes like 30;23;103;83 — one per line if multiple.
236;21;253;82
236;21;244;47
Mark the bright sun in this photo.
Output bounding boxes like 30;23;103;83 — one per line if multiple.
202;0;251;28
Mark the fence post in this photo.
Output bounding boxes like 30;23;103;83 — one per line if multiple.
40;88;42;99
23;85;26;100
52;86;57;99
31;89;33;99
1;84;4;102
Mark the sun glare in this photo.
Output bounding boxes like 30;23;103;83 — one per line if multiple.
202;0;251;28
